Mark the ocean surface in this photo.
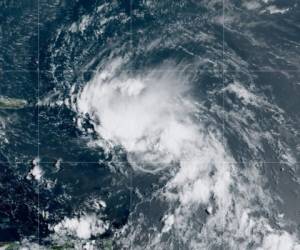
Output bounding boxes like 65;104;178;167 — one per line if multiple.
1;0;300;249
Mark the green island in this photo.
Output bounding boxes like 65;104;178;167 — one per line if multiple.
0;96;27;109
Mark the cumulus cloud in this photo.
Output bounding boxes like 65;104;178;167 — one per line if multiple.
260;232;300;250
52;214;109;240
27;157;43;181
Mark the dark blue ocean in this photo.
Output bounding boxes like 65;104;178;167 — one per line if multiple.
1;0;300;249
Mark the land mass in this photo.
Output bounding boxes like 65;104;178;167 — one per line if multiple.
0;96;27;109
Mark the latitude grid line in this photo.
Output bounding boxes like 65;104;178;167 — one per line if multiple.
2;69;300;73
0;161;297;164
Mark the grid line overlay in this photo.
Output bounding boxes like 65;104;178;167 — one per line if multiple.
222;0;225;245
0;161;296;164
2;69;300;73
129;1;133;249
37;0;40;246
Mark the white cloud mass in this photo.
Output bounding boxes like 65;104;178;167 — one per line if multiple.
76;61;300;249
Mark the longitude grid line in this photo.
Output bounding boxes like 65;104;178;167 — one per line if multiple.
129;1;133;250
222;0;225;247
37;0;40;247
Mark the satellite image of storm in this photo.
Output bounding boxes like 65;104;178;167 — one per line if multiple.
1;0;300;249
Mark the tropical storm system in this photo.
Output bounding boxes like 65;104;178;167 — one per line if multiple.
1;0;300;249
